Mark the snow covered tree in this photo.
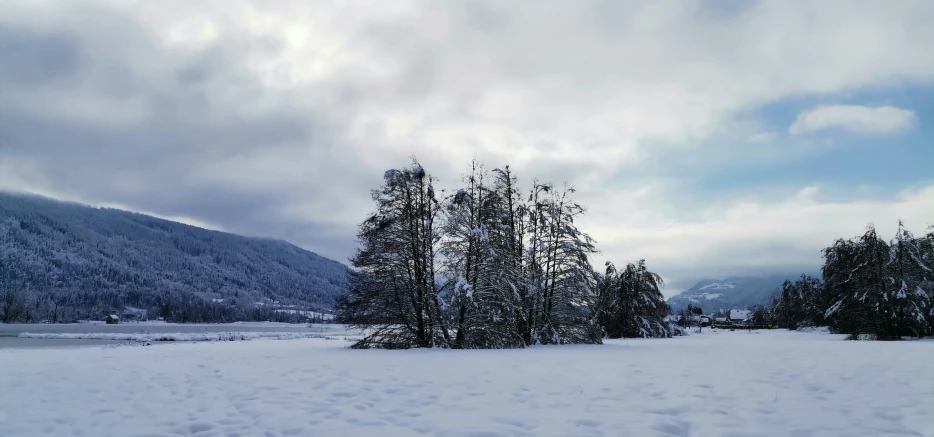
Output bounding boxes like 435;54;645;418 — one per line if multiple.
486;166;531;347
438;160;524;348
774;280;802;329
886;221;931;337
749;305;771;326
920;226;934;333
773;275;823;329
823;225;894;337
1;257;27;323
524;183;601;344
676;304;703;330
597;260;670;338
338;160;447;348
823;222;932;339
338;158;670;348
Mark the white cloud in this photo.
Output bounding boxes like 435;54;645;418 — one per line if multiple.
789;105;917;135
587;184;934;294
749;132;778;143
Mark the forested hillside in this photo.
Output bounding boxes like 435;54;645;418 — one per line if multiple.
0;192;350;323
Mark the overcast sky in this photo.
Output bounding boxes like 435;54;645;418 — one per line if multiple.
1;0;932;295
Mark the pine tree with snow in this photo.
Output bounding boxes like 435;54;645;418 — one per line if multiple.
823;225;893;337
887;221;932;337
822;223;931;339
921;226;934;334
773;275;824;329
597;260;670;338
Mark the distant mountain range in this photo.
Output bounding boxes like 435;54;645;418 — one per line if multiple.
666;274;813;313
0;192;350;316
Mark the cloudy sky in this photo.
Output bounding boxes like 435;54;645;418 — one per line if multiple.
1;0;932;294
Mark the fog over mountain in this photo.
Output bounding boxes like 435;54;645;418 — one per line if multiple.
666;274;819;313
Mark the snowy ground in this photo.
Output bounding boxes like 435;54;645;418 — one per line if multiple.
1;330;932;437
17;330;337;342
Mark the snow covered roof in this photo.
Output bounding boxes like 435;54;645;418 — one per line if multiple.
728;310;750;321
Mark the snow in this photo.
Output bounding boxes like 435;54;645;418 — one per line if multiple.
728;309;751;321
688;293;724;302
698;282;735;291
796;326;832;334
74;320;316;328
274;309;336;320
2;330;933;437
18;331;336;342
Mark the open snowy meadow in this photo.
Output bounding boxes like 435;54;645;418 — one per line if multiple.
1;330;932;437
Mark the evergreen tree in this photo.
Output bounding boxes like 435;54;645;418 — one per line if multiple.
824;225;893;337
597;260;670;338
773;275;822;329
823;223;932;339
887;221;931;337
749;305;771;326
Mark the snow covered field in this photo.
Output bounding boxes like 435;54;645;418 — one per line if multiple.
1;330;932;437
17;331;334;342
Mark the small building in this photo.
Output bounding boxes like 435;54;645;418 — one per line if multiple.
728;309;751;323
105;314;120;324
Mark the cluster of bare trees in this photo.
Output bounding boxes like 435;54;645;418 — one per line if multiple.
337;159;671;348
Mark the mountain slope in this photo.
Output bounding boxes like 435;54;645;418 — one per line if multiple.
666;275;806;313
0;192;350;321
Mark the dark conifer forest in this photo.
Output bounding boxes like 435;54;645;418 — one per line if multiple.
0;192;349;323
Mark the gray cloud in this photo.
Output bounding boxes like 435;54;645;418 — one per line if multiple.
1;0;932;296
0;2;371;262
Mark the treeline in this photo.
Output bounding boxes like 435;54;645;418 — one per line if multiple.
770;222;933;339
336;159;671;348
0;271;331;325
